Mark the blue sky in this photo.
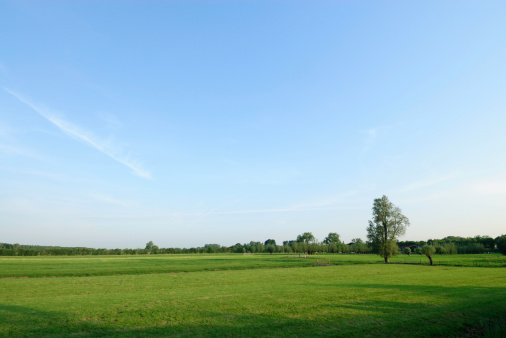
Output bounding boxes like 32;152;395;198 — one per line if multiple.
1;1;505;249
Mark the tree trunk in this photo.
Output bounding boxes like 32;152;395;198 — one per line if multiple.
428;255;433;266
384;256;389;264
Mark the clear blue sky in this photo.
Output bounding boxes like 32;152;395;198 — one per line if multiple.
1;1;505;249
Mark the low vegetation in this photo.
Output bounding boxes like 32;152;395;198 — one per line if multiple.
1;255;505;337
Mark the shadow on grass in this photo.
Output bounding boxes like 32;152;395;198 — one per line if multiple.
1;282;505;337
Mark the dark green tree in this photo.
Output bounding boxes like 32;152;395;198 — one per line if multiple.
296;232;317;254
145;241;154;251
351;238;368;253
496;235;506;255
266;244;275;255
422;245;436;265
323;233;340;244
366;195;410;263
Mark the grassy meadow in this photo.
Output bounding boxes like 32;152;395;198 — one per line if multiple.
1;253;505;278
1;254;505;337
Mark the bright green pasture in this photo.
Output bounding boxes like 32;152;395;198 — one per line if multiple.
0;254;317;278
370;253;506;267
1;264;505;337
1;253;504;278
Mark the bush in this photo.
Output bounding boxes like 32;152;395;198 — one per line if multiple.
496;235;506;255
435;246;446;255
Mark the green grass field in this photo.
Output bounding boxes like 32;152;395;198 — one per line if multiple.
1;253;505;278
1;254;505;337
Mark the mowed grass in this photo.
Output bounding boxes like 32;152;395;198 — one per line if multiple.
1;253;504;278
0;254;317;278
1;257;505;337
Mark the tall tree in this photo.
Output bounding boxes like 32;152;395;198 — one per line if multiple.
145;241;154;251
323;233;340;244
296;232;315;244
296;232;317;254
366;195;410;263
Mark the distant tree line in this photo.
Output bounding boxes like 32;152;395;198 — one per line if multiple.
1;233;505;257
398;235;498;255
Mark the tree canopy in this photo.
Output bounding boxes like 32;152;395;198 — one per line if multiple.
496;235;506;255
422;245;436;265
366;195;410;263
323;233;340;244
296;232;315;244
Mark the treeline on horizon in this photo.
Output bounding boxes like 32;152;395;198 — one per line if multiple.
1;233;504;257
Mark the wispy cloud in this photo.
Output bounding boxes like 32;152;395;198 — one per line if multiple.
397;191;450;205
398;174;453;193
203;191;359;217
4;88;151;179
210;205;355;215
0;143;35;157
0;122;41;159
90;193;131;207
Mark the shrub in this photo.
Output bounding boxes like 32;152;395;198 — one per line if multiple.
496;235;506;255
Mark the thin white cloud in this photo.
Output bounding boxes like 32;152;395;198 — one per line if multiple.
397;191;450;205
398;174;453;192
4;88;151;179
90;193;131;207
210;205;355;215
0;143;35;157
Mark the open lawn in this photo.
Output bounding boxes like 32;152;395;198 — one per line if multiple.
1;253;505;278
1;255;505;337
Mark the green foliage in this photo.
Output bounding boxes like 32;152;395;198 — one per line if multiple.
323;232;340;244
435;246;445;255
350;238;370;254
265;245;275;254
457;243;485;254
422;245;436;257
296;232;316;244
264;239;276;246
422;245;436;265
443;242;458;255
327;242;338;253
367;195;409;263
145;241;154;251
403;247;411;255
296;232;318;254
496;235;506;255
